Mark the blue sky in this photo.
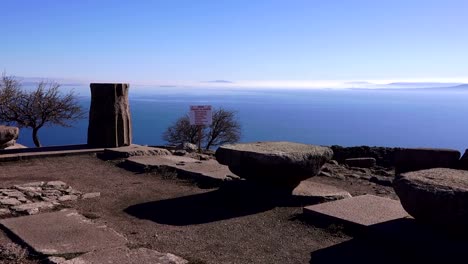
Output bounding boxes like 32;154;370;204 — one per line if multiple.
2;0;468;88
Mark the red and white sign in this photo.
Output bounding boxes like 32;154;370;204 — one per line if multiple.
189;105;212;125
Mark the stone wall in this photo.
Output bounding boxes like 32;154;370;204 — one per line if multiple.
330;145;400;168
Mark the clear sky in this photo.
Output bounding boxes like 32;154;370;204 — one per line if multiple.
2;0;467;87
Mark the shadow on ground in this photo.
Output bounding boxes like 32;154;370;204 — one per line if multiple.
124;181;323;226
310;218;468;264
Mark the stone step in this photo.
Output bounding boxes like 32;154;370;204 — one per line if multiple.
303;195;410;232
124;155;232;184
0;209;127;256
101;144;171;160
292;180;351;203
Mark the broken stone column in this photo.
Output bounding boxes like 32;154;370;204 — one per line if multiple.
87;83;132;148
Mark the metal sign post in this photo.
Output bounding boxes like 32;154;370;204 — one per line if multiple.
189;105;212;153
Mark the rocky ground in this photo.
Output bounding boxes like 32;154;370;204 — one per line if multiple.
0;154;399;263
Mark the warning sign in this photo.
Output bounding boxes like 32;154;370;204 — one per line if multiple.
189;105;212;125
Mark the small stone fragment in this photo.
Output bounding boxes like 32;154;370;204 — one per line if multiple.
58;195;78;202
43;190;62;196
319;171;332;177
0;190;25;198
14;185;42;192
26;208;40;215
11;202;55;214
17;196;29;203
17;182;45;187
47;256;66;264
0;208;11;216
46;181;68;188
25;191;42;198
82;192;101;199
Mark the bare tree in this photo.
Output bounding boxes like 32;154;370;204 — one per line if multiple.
0;74;85;147
162;114;203;145
162;107;241;150
205;108;241;150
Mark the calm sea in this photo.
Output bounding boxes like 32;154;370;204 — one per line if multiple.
15;88;468;151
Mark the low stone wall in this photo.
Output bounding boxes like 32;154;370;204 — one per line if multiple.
330;145;400;168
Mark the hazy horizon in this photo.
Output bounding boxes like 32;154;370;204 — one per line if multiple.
2;0;467;87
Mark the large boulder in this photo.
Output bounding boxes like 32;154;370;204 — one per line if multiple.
87;83;132;148
394;168;468;233
216;142;333;188
0;126;19;148
394;148;460;175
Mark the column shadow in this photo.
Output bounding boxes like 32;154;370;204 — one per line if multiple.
124;181;319;226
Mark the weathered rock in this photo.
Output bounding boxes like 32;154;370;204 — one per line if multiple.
0;139;16;149
394;168;468;232
458;149;468;170
102;145;171;159
82;192;101;199
11;202;56;215
173;150;187;156
0;189;25;198
4;143;27;150
17;182;45;187
46;181;68;188
345;157;376;168
87;83;132;148
0;198;22;206
58;195;78;202
0;208;11;216
0;125;19;146
175;142;198;153
216;142;333;188
188;153;211;161
369;176;393;186
394;148;460;174
14;185;42;192
48;256;67;264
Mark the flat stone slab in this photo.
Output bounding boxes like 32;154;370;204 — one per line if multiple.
303;195;410;228
62;247;188;264
0;209;126;256
125;155;233;182
103;144;171;159
292;181;352;202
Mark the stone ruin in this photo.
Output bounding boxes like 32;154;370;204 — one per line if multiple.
87;83;132;148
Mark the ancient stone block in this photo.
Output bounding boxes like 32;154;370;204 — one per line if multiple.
394;148;460;175
87;83;132;148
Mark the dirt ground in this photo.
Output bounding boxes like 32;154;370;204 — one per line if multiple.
0;154;462;264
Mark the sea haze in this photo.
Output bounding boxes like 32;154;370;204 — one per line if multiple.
15;88;468;151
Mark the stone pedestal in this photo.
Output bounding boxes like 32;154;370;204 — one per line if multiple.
87;83;132;148
215;141;333;189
